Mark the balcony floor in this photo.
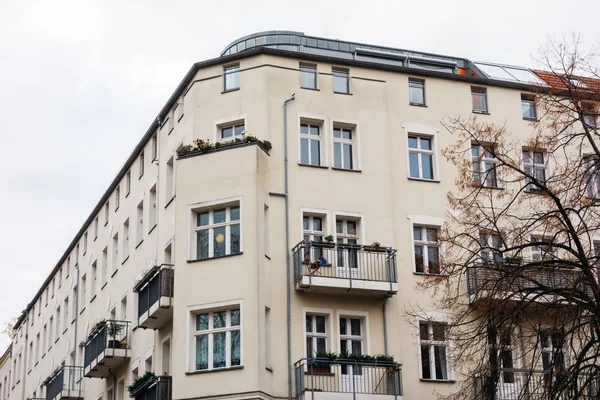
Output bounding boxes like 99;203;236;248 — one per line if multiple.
84;349;130;378
296;275;398;297
138;296;174;330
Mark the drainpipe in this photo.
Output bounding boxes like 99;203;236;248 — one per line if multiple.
21;314;29;400
108;369;117;400
73;264;80;365
382;297;389;356
283;94;295;400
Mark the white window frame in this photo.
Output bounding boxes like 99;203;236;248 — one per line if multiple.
413;225;441;274
408;78;426;106
223;64;240;92
407;134;436;180
521;94;537;120
582;102;598;128
403;124;440;182
189;197;243;261
187;300;243;372
331;119;360;171
418;320;451;381
213;115;247;143
480;231;503;262
299;120;324;167
407;215;444;273
305;313;330;358
472;142;500;188
300;63;318;90
471;86;488;113
522;149;548;192
335;310;370;355
530;235;555;261
139;151;145;179
584;155;600;198
332;67;350;94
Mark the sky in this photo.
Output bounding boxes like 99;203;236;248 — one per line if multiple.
0;0;598;350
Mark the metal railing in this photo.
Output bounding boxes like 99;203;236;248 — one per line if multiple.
45;366;83;400
295;358;403;400
466;260;593;299
130;375;172;400
473;369;600;399
293;241;397;287
83;320;130;369
134;265;174;318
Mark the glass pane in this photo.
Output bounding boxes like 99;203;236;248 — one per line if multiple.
333;73;348;93
350;319;361;336
419;323;429;340
303;216;310;231
301;69;316;89
306;337;313;357
420;138;432;150
351;340;361;355
471;144;480;157
230;206;240;221
421;345;431;379
523;150;532;165
306;315;312;333
343;144;352;169
213;332;226;368
534;152;544;164
310;140;320;166
422;154;433;179
432;324;446;341
197;230;209;260
409;153;419;178
347;221;357;235
214;209;226;224
340;319;346;335
300;139;309;164
310;125;320;136
300;124;308;134
428;247;439;273
231;309;240;326
234;124;245;136
434;346;448;379
231;330;241;366
315;316;326;333
197;212;209;227
414;246;424;273
195;335;208;370
336;220;343;234
230;224;241;254
196;314;209;331
214;311;226;328
221;127;233;139
340;339;347;355
408;136;418;149
413;227;423;241
316;338;326;354
333;128;341;138
342;129;352;140
334;143;342;168
410;86;424;105
214;226;226;257
313;217;322;232
426;229;437;242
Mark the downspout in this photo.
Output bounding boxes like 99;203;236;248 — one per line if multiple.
109;370;117;400
382;297;389;356
284;94;295;400
21;315;29;400
73;264;80;366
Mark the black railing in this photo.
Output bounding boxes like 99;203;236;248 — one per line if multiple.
295;358;402;399
466;261;593;300
45;366;83;400
474;369;600;399
83;320;130;369
293;241;397;287
130;375;172;400
134;265;174;318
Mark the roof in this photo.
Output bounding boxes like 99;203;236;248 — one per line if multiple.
0;345;12;369
533;70;600;94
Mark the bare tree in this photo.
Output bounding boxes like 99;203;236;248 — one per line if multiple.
424;36;600;399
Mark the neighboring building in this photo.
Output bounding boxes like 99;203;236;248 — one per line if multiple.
2;31;597;400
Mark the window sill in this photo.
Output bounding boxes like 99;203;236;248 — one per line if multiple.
51;294;54;299
301;87;320;91
54;337;59;344
47;346;52;351
41;353;46;359
90;294;97;303
79;307;86;315
473;185;504;190
333;91;352;96
27;369;31;375
265;255;271;260
298;163;328;169
135;240;144;249
104;222;109;227
111;269;119;278
114;207;119;213
266;367;273;372
125;191;130;198
186;365;243;375
34;361;39;367
408;177;440;183
420;379;455;384
332;167;362;173
472;110;490;115
187;252;243;264
63;328;68;335
71;318;76;325
177;113;184;123
132;325;139;332
222;88;240;94
165;196;175;209
523;117;538;122
149;224;157;235
101;282;108;290
410;103;428;107
122;256;129;266
414;272;447;277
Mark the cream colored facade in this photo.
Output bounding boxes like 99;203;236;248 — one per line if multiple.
1;31;557;400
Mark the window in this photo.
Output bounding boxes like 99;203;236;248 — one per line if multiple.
166;156;174;202
136;201;144;245
409;78;426;106
472;143;499;188
300;63;317;89
333;126;354;170
126;170;131;196
336;218;359;269
91;261;97;297
480;232;502;262
192;307;241;371
104;202;109;226
339;317;363;357
42;325;47;354
162;339;171;374
152;134;158;160
120;296;128;320
582;102;598;128
303;214;325;262
220;122;245;141
94;217;98;240
194;205;241;259
80;274;87;306
471;87;488;113
414;226;440;274
223;64;240;91
521;94;537;120
299;123;322;166
101;247;108;286
264;205;270;257
540;330;565;378
566;77;588;89
115;186;120;211
494;327;516;383
35;333;40;362
584;156;600;198
419;322;450;380
149;185;157;230
332;67;350;94
531;236;555;261
523;150;547;192
306;314;328;357
122;220;129;261
55;307;60;340
112;233;119;272
48;317;53;348
63;298;69;331
139;151;145;178
408;136;435;180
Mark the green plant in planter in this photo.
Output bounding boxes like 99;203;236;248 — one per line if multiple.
215;142;222;148
106;321;124;348
311;351;337;371
176;144;194;155
127;371;156;393
244;135;258;143
324;235;334;243
374;354;395;363
262;140;272;151
193;138;214;152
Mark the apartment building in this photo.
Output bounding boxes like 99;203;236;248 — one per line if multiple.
1;30;597;400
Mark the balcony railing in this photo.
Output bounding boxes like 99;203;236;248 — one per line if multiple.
134;265;174;329
129;375;172;400
473;369;600;399
466;260;593;302
44;366;83;400
293;241;398;296
295;358;402;400
82;320;130;377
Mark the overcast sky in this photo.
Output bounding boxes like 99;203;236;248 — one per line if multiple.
0;0;598;350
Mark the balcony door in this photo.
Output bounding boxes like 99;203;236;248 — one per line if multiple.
335;219;360;279
495;328;519;400
339;317;370;392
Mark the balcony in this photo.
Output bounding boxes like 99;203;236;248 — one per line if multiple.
473;369;600;399
466;259;592;304
295;358;403;400
129;375;172;400
83;320;131;378
43;366;84;400
293;242;398;297
134;265;174;330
